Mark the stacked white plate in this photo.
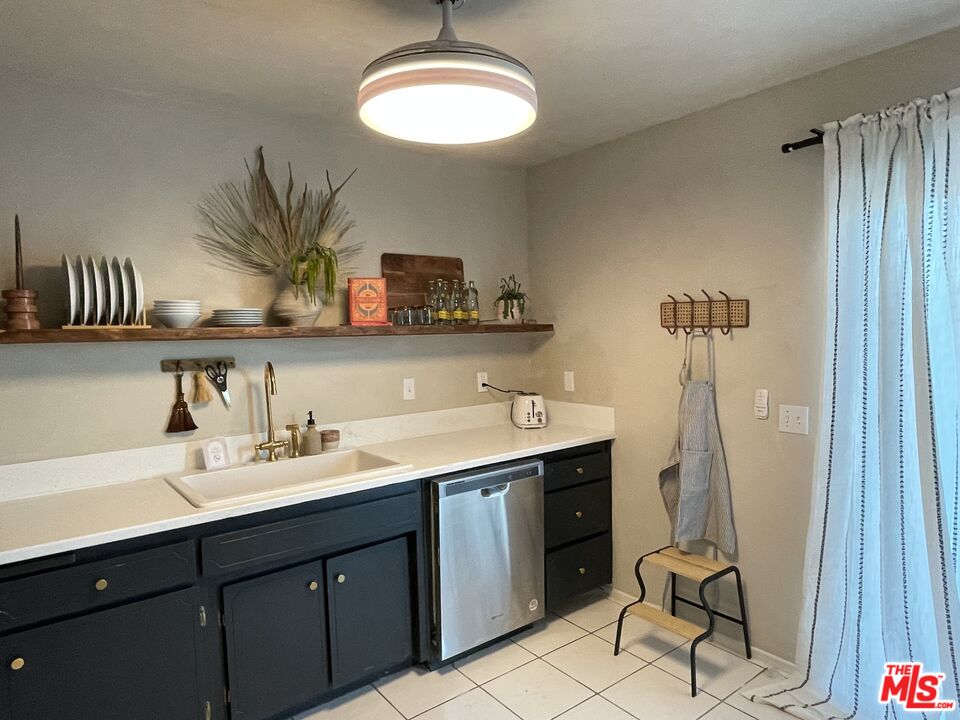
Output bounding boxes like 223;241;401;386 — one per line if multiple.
211;308;263;327
153;300;202;328
62;254;144;326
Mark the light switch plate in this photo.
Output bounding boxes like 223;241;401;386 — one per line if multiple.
564;371;575;392
403;378;415;401
754;389;769;419
778;404;809;435
477;371;488;393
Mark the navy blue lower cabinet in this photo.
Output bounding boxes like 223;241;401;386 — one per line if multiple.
0;588;209;720
326;536;413;687
222;560;329;720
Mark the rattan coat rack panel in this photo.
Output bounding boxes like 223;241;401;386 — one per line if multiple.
660;296;749;333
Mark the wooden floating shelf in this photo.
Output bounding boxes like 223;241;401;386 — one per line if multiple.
0;323;555;345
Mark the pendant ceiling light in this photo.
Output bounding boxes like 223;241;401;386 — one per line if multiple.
358;0;537;145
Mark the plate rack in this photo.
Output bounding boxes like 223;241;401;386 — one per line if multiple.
660;291;749;335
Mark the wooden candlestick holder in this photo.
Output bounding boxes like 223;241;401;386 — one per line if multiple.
2;289;40;330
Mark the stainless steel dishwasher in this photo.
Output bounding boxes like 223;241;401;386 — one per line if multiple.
431;459;545;662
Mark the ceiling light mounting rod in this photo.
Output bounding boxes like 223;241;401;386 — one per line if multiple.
436;0;459;42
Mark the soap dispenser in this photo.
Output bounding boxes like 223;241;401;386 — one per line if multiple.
302;411;324;456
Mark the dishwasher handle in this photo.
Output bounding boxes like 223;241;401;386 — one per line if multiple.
480;483;510;497
433;460;543;498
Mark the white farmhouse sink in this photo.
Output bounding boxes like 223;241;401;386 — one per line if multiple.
166;449;412;508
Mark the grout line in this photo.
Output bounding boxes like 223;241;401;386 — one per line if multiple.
478;686;525;719
372;683;408;719
547;693;601;719
384;666;477;719
719;666;767;702
473;654;540;686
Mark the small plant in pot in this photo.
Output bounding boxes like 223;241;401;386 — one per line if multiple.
195;146;363;326
494;274;528;324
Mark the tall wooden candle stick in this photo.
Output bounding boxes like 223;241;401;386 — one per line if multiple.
15;214;23;290
3;214;40;330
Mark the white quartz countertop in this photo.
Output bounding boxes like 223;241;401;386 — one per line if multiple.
0;419;614;566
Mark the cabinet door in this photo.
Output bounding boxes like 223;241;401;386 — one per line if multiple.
222;560;328;720
0;588;207;720
326;537;413;686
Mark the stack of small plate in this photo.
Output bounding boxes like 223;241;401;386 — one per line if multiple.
62;254;144;326
153;300;202;328
211;308;263;327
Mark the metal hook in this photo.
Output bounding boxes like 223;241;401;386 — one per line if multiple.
682;293;695;336
718;290;733;335
700;289;713;336
666;294;679;335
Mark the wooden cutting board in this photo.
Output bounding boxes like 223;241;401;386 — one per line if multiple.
381;253;464;308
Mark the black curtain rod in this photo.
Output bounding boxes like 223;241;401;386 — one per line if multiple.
781;128;824;154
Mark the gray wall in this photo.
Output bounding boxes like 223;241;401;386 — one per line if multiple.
0;73;537;464
526;28;960;660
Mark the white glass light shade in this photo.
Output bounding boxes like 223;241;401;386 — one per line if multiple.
358;51;538;145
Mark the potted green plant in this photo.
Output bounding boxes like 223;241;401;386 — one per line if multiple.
494;274;528;324
195;146;363;326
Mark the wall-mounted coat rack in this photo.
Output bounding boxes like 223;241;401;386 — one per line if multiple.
660;291;749;336
160;357;236;373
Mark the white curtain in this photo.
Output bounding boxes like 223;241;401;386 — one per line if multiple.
749;90;960;719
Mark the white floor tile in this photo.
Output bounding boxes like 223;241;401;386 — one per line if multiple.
543;635;646;692
484;659;593;720
601;665;719;720
455;639;537;685
700;704;757;720
413;688;518;720
373;665;474;718
295;684;403;720
555;695;636;720
556;594;627;632
653;641;762;699
725;669;796;719
512;615;587;656
594;613;689;662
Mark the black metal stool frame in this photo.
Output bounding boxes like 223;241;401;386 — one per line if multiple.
613;545;752;697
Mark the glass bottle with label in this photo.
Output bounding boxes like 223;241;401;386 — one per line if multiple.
424;280;436;325
451;280;465;324
465;280;480;325
436;279;451;324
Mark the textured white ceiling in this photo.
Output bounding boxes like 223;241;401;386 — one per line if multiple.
2;0;960;166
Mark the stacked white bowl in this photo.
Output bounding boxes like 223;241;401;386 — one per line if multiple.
153;300;202;328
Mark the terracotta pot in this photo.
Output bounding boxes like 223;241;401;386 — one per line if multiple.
271;284;323;327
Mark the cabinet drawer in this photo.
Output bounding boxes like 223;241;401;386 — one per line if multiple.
545;479;610;549
544;452;610;493
0;541;196;633
545;533;612;609
202;491;419;575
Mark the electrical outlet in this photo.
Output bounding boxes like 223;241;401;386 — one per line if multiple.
403;378;415;401
477;371;488;393
778;404;809;435
564;371;575;392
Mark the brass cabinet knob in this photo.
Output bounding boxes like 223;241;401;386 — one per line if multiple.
576;467;584;475
10;658;24;671
575;511;583;519
336;574;346;584
307;581;319;591
578;567;587;575
94;578;109;591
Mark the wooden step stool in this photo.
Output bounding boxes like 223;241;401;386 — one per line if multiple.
613;546;751;697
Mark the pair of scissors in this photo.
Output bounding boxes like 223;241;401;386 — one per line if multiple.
204;361;231;409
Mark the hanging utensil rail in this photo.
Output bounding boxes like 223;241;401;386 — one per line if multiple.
660;291;749;335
